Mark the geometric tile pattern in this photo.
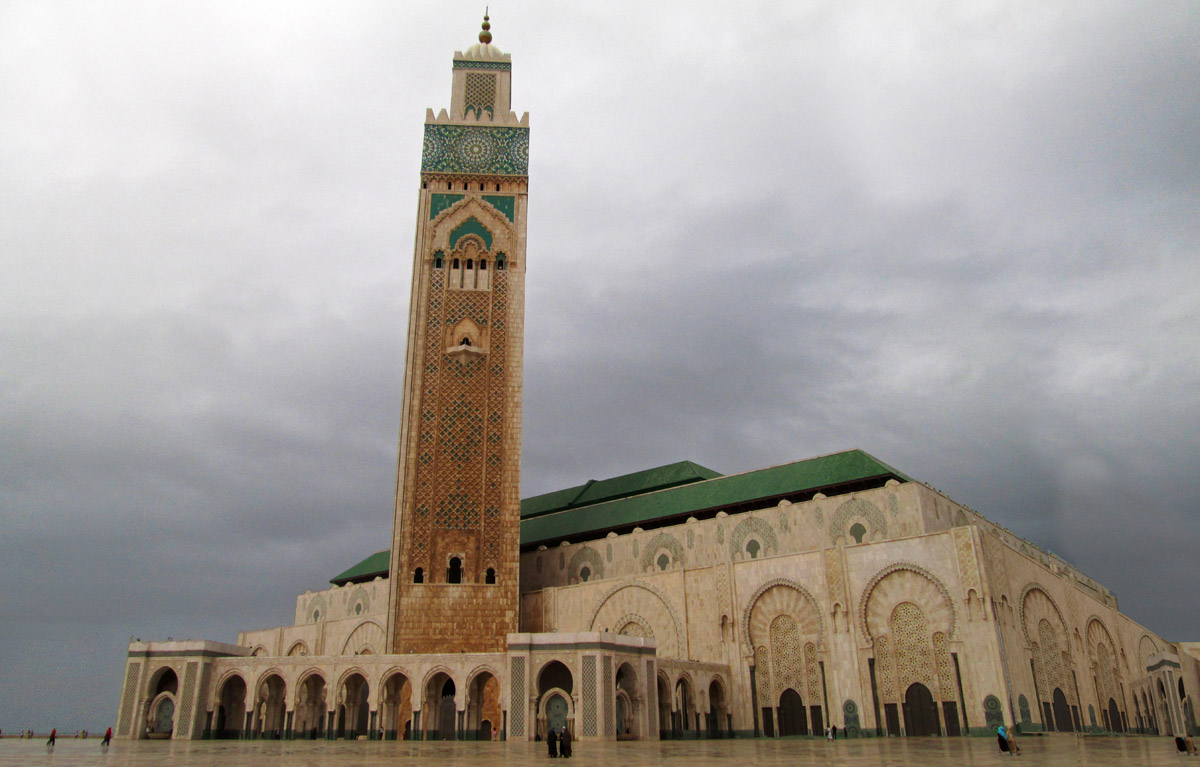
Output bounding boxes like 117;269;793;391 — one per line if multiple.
603;656;614;737
583;655;597;736
177;661;199;738
453;60;511;72
422;124;529;176
510;656;526;737
464;73;496;119
117;661;141;737
892;601;934;694
769;614;804;701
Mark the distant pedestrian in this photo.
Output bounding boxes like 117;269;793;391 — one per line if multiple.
560;726;572;758
997;725;1011;754
102;727;112;747
47;729;56;747
547;727;558;758
831;724;837;739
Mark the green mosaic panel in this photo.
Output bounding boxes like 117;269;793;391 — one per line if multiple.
453;59;511;71
422;124;528;176
449;217;494;251
481;194;515;221
430;193;464;220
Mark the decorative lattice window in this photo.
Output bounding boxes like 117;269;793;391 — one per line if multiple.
510;657;526;737
582;656;598;736
464;73;496;118
770;615;804;697
891;602;933;693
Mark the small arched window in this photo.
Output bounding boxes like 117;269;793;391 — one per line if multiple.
433;255;444;268
485;568;496;584
479;259;487;270
447;557;462;584
422;182;427;189
413;568;424;584
657;553;670;571
746;539;761;559
495;256;506;271
495;184;501;192
312;610;321;622
479;183;485;191
447;182;453;190
849;523;866;544
461;337;472;346
580;566;591;583
466;258;473;269
452;258;460;269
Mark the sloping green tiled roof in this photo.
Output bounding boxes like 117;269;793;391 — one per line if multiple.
521;460;721;520
519;449;911;546
330;549;390;585
331;449;911;582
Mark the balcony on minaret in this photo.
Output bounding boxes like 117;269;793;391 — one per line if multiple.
446;317;487;362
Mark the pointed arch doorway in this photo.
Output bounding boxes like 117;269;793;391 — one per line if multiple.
902;683;939;736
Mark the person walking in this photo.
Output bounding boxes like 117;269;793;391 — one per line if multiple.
47;729;56;747
547;726;558;758
996;724;1011;754
101;727;112;747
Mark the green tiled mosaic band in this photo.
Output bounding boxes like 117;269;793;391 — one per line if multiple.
453;60;511;71
423;124;529;176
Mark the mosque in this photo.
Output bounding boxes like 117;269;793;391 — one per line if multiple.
114;18;1199;743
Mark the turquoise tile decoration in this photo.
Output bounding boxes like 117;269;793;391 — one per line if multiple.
449;217;494;251
423;124;529;176
453;60;511;71
430;193;465;220
482;195;515;221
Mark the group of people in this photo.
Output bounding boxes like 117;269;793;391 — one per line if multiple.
43;727;112;749
546;726;572;758
996;725;1021;755
825;725;838;740
1176;735;1198;755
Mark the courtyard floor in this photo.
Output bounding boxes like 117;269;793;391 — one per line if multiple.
0;735;1191;767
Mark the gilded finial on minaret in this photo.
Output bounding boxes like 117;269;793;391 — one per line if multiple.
479;9;492;44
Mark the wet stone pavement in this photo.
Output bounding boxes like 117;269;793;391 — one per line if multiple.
0;735;1191;767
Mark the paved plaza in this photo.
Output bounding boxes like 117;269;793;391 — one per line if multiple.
1;736;1192;767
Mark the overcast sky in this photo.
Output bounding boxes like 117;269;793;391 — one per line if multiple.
2;1;1198;731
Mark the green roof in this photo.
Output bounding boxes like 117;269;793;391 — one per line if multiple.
521;460;721;519
518;449;911;546
330;549;390;585
331;449;911;582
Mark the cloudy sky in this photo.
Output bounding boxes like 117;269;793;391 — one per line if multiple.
2;1;1198;731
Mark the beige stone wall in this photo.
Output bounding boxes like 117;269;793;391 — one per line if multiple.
519;479;1176;736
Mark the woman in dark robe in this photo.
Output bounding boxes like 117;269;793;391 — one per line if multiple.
996;724;1011;754
547;726;558;758
560;727;572;758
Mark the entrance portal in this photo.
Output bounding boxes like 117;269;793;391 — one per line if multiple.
1052;688;1075;732
902;683;939;736
778;689;807;736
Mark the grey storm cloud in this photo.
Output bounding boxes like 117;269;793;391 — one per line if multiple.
2;0;1198;730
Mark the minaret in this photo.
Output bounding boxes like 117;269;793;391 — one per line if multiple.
386;15;529;654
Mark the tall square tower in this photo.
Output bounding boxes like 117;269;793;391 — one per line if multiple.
386;16;529;654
